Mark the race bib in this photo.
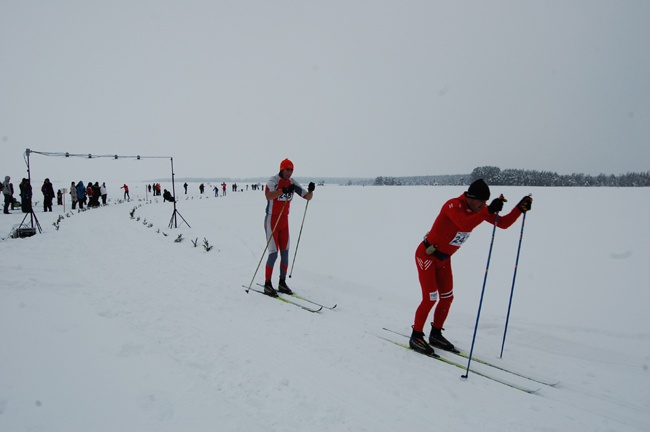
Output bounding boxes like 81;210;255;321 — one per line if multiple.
449;231;471;247
429;291;439;301
278;193;292;201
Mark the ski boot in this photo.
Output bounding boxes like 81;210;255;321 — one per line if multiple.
409;328;436;357
263;280;278;298
429;326;458;353
278;277;293;295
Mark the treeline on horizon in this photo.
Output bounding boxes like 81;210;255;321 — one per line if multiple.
372;166;650;187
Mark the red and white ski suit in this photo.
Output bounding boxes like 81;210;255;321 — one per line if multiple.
264;174;309;281
413;193;523;332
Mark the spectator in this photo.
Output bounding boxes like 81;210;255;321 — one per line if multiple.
70;182;78;209
87;181;96;207
76;181;86;209
2;175;11;214
20;178;33;213
41;178;55;212
163;189;175;202
100;182;107;205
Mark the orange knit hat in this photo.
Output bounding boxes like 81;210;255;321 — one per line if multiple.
280;158;294;171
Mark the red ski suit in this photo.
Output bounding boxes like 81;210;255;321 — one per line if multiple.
413;193;523;332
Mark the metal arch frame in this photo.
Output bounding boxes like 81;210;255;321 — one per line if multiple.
22;148;190;234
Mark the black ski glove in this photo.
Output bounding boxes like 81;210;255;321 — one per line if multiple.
517;195;533;213
308;182;315;192
487;195;506;214
282;184;295;194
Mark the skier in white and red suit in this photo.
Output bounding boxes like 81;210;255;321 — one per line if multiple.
409;179;533;356
263;158;315;297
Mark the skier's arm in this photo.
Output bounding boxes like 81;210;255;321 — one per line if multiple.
444;202;490;231
484;204;523;229
266;189;284;200
304;182;315;200
291;180;313;201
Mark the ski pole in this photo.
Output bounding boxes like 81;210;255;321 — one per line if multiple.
245;200;287;293
462;211;500;379
499;207;528;358
288;200;310;278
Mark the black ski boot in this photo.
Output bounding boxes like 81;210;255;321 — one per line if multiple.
429;326;458;353
409;328;436;357
263;280;278;297
278;277;293;295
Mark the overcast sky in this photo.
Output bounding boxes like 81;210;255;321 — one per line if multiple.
1;1;648;182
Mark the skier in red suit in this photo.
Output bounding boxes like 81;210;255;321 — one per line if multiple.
263;158;315;297
409;179;533;356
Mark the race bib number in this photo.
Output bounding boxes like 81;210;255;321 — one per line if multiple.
429;291;439;301
449;231;471;247
278;192;293;201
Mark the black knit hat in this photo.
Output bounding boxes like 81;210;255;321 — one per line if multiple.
466;179;490;200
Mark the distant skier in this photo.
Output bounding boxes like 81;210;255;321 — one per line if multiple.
121;184;130;200
409;179;532;356
262;158;315;297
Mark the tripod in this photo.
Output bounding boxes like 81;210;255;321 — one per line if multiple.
18;203;42;236
168;204;190;229
17;151;42;237
167;157;190;229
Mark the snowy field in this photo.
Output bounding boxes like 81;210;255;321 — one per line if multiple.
1;182;648;432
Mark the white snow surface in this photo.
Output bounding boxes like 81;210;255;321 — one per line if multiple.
1;184;648;432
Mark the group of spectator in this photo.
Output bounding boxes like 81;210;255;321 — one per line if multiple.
148;183;162;196
3;176;265;215
69;181;109;209
2;176;38;214
146;183;173;202
2;175;117;214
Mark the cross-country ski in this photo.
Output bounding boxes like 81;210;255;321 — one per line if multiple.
243;284;323;312
370;331;541;394
382;327;559;387
255;283;337;310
